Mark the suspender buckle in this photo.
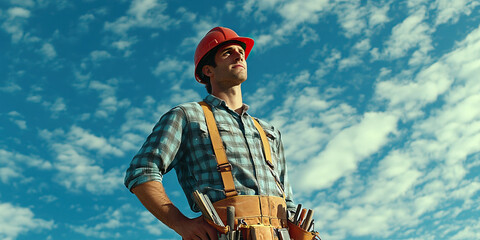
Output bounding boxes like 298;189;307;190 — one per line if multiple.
217;163;233;172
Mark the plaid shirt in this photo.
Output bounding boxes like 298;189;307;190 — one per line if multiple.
125;95;295;211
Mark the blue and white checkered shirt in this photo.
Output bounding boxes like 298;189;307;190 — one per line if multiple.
124;94;295;211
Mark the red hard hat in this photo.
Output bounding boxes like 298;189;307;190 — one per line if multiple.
194;27;254;83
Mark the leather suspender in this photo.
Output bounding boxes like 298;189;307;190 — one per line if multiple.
199;101;277;197
200;101;238;197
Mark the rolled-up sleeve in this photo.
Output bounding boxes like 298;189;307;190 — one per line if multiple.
124;107;187;192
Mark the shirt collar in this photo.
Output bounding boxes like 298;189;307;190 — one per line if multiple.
204;94;250;115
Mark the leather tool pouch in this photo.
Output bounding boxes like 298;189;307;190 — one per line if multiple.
287;220;321;240
244;224;276;240
205;219;277;240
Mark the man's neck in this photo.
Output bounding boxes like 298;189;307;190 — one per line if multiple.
212;86;244;114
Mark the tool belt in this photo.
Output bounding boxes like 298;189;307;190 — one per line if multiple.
199;102;320;240
207;195;287;240
204;195;320;240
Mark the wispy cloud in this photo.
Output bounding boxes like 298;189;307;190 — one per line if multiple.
69;206;125;238
0;202;54;240
300;17;480;239
66;204;175;238
433;0;480;25
297;112;398;191
104;0;178;36
39;42;57;59
88;79;131;119
7;111;27;129
380;7;433;61
0;7;31;43
38;126;125;194
0;148;52;184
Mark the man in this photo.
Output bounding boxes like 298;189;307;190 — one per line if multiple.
125;27;295;240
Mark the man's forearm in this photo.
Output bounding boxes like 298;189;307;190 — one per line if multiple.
131;181;188;233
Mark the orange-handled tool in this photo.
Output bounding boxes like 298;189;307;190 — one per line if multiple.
297;209;307;226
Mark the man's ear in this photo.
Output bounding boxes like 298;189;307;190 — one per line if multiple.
202;65;214;78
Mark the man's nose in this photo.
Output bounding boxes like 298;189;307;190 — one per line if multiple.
233;50;244;61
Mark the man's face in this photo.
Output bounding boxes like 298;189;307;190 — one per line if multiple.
208;43;248;88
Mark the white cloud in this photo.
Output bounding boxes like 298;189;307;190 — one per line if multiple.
313;48;342;79
111;39;136;50
433;0;480;25
246;1;393;50
376;22;480;121
69;207;124;238
277;0;330;28
179;19;218;55
333;1;367;38
88;79;131;119
253;0;330;49
9;0;36;8
48;97;67;116
39;42;57;59
311;21;480;239
1;7;31;43
78;13;95;32
51;142;124;194
289;70;311;86
382;8;433;60
89;50;111;61
38;126;125;194
0;202;54;240
240;0;284;21
294;111;398;192
153;57;189;76
369;3;390;27
104;0;177;35
0;148;52;183
340;40;371;70
375;60;452;119
120;106;157;135
68;204;174;238
168;89;202;106
7;7;31;18
0;167;20;184
266;86;358;170
7;111;27;129
12;119;27;129
68;126;124;157
450;219;480;239
0;80;22;92
338;55;362;70
139;210;165;235
245;87;275;113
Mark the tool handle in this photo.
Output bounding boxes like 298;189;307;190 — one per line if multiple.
227;206;235;230
292;204;302;224
297;209;307;226
301;210;314;230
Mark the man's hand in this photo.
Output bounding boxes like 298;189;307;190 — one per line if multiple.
132;181;219;240
175;216;219;240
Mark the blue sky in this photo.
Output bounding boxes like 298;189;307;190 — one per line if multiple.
1;0;480;239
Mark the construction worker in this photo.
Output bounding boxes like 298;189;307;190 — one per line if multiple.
125;27;295;240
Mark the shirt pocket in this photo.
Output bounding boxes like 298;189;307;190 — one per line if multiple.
190;122;211;147
216;123;240;151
